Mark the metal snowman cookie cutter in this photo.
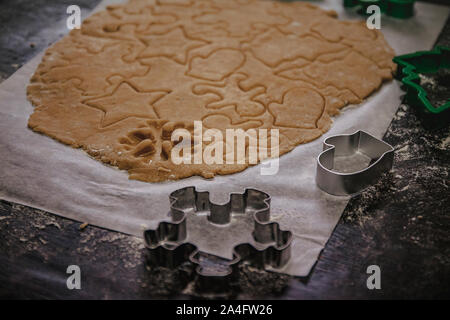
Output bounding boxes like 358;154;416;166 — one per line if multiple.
143;186;292;281
316;130;394;196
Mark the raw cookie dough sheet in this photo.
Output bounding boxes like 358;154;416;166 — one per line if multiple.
0;0;448;276
26;0;397;182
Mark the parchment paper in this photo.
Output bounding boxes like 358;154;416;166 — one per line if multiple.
0;0;448;276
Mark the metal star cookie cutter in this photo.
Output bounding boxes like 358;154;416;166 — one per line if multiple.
344;0;415;19
316;130;394;196
143;187;292;282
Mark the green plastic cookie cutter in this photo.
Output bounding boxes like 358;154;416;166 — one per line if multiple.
393;46;450;127
343;0;415;19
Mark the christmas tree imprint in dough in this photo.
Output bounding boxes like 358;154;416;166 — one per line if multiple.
27;0;396;182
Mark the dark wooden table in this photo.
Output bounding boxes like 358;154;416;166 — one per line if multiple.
0;0;449;299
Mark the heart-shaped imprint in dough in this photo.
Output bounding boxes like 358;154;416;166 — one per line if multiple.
187;49;245;81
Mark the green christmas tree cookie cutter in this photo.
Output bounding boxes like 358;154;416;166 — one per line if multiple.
343;0;415;19
393;46;450;115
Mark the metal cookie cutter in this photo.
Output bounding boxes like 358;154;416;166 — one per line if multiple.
143;187;292;283
316;130;394;196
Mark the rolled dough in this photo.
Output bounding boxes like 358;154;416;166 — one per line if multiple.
27;0;396;182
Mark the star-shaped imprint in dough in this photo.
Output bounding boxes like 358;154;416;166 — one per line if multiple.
85;82;169;127
138;27;208;64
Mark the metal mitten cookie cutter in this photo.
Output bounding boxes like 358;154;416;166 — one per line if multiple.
316;130;394;196
143;187;292;282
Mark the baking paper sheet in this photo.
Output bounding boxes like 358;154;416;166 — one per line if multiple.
0;0;448;276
